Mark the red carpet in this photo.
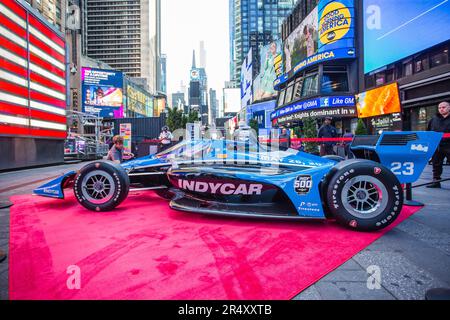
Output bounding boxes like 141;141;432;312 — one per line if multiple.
9;191;419;300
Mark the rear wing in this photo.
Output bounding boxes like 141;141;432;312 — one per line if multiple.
350;131;443;184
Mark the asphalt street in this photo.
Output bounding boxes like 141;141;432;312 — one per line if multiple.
0;162;449;300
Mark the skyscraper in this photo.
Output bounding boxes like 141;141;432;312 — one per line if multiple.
83;0;161;94
229;0;295;82
24;0;65;31
199;41;207;69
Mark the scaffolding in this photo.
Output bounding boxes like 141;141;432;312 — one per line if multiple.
65;111;113;161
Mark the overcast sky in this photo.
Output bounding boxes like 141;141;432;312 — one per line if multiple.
161;0;230;107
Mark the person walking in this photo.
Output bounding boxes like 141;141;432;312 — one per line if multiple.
427;101;450;188
106;135;124;164
318;117;338;156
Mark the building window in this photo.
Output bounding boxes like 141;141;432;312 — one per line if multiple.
301;73;318;97
375;72;386;86
284;81;295;104
277;89;286;107
430;48;448;68
293;78;303;101
403;61;413;77
321;66;348;94
414;54;429;73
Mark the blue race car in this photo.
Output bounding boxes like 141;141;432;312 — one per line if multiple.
34;131;442;231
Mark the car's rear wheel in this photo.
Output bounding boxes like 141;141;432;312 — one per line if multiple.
74;161;130;211
325;160;403;231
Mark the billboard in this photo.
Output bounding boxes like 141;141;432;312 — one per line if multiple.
271;95;356;124
281;0;355;78
253;41;282;102
127;84;152;117
240;48;253;108
0;0;67;139
363;0;450;74
81;67;124;118
224;88;241;114
355;82;401;118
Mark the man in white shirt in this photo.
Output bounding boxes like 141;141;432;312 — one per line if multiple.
159;126;173;152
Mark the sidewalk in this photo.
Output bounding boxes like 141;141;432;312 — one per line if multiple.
294;166;450;300
0;163;449;300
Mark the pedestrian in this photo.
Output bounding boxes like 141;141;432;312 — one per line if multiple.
0;249;6;263
318;117;338;156
159;126;173;152
343;129;354;158
427;101;450;188
279;128;291;151
106;135;124;164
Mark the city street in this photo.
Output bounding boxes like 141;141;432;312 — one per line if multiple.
1;162;449;300
1;0;450;305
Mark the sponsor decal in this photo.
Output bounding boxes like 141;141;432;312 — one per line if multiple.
294;175;313;195
298;201;321;212
319;2;352;45
410;143;429;153
43;188;59;195
374;167;381;175
177;179;263;195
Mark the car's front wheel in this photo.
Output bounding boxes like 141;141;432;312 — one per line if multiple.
73;161;130;211
325;160;403;231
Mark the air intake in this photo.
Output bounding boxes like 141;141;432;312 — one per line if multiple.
379;133;418;146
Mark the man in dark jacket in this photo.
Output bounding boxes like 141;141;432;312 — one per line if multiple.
427;101;450;188
318;117;338;155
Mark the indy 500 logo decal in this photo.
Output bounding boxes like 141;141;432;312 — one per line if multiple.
294;175;313;195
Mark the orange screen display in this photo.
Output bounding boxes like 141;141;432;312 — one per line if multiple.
355;82;401;118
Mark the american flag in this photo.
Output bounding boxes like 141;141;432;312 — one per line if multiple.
0;0;67;139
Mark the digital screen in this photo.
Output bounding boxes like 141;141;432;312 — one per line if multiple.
240;48;253;108
81;68;124;118
253;41;282;102
355;82;401;118
363;0;450;74
282;0;355;75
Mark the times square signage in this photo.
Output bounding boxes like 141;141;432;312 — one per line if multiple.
270;96;356;124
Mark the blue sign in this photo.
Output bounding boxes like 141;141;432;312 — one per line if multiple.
247;99;276;129
364;0;450;74
271;95;355;120
81;67;124;118
276;0;356;89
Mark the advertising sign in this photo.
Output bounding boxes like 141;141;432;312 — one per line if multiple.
0;0;67;140
355;82;401;118
271;95;356;124
224;88;241;114
277;0;355;88
81;68;124;118
240;48;253;108
119;123;132;154
253;41;282;102
127;84;152;118
363;0;450;74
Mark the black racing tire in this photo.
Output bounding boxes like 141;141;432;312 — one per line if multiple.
73;161;130;212
325;160;403;231
322;155;345;162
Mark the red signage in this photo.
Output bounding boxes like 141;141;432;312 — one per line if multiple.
0;0;67;139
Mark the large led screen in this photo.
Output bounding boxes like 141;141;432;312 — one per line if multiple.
355;82;401;118
364;0;450;74
283;0;355;75
81;68;124;118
